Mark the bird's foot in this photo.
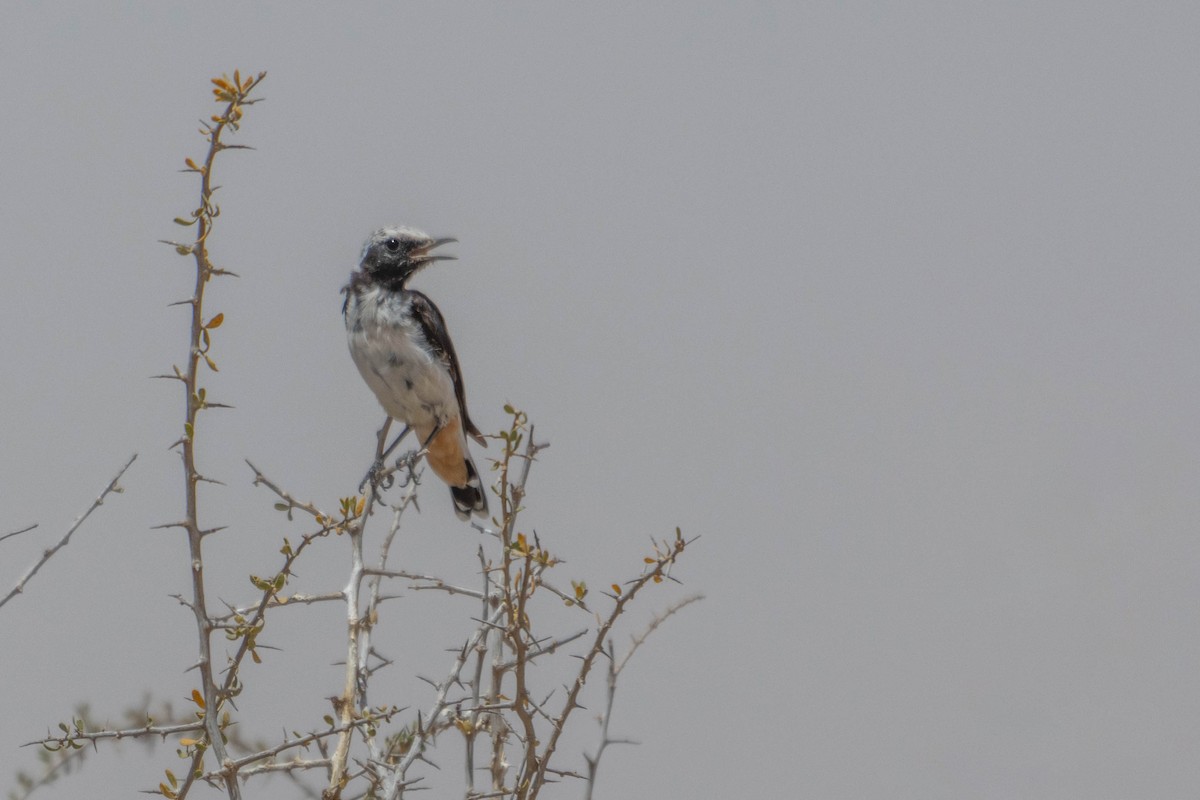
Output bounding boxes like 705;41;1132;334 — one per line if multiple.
359;458;396;503
392;448;426;486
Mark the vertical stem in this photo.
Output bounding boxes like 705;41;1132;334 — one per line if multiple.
326;526;364;798
489;415;546;798
488;625;509;793
582;642;617;800
171;70;265;800
183;130;233;795
465;545;490;795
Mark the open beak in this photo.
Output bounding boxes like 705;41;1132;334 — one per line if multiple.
412;237;458;264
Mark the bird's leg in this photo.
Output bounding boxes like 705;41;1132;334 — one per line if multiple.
374;417;393;458
418;423;443;455
359;418;411;497
380;424;412;463
393;423;443;478
376;425;416;494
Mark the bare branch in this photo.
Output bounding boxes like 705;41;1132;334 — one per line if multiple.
614;593;705;677
584;594;703;799
363;569;484;600
0;523;38;544
27;718;203;750
525;531;694;798
379;605;507;800
203;709;402;779
235;758;331;779
496;628;589;671
533;578;592;614
168;69;267;800
0;454;137;611
245;459;327;521
213;591;347;622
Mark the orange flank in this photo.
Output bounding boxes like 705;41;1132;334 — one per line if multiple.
419;418;470;487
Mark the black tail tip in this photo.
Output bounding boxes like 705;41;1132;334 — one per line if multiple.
450;484;488;521
450;459;488;521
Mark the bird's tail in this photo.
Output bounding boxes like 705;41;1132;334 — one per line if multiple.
423;421;490;521
449;457;488;520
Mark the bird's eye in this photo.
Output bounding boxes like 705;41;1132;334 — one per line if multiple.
384;238;401;252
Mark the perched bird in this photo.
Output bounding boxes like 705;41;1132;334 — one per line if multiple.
342;226;488;520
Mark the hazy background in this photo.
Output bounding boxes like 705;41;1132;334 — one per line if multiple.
3;2;1200;797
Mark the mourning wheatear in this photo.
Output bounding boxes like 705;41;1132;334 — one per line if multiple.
343;226;488;520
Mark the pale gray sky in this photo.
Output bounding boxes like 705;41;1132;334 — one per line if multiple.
4;3;1200;798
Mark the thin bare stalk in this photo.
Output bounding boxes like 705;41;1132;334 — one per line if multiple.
381;604;508;800
584;594;704;799
326;432;406;798
325;523;365;799
0;454;136;610
0;523;38;545
27;719;204;750
523;531;694;799
166;69;266;800
465;544;492;794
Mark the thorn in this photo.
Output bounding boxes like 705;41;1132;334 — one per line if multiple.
158;239;195;253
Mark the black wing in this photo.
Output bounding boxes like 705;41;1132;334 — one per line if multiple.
407;290;487;447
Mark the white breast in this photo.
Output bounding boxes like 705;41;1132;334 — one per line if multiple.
345;287;457;429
